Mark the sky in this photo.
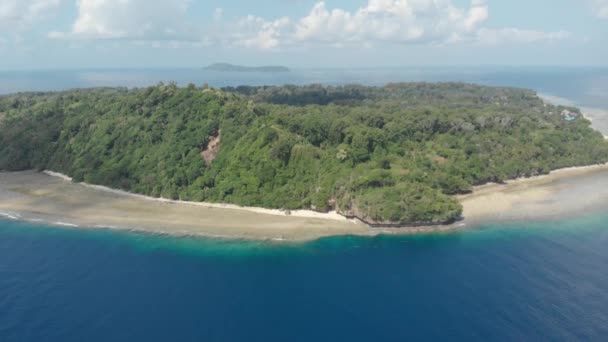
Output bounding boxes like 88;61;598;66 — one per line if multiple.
0;0;607;69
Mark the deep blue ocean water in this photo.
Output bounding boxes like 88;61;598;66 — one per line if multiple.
1;67;608;341
1;215;608;341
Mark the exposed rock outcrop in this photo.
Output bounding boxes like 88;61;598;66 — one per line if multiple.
202;130;221;166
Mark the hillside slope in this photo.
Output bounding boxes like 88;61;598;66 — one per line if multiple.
1;83;607;226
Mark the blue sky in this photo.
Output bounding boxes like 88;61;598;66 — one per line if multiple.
0;0;607;69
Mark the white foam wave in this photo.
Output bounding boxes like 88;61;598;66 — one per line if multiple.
0;212;20;220
42;170;73;181
94;224;120;229
54;221;79;228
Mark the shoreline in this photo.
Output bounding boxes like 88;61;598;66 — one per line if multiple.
41;171;352;223
46;163;608;222
1;164;608;241
1;171;373;242
458;162;608;224
539;93;608;138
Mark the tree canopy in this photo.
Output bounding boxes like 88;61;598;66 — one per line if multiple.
1;82;606;225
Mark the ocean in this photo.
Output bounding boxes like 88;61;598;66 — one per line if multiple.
1;66;607;108
1;216;608;341
1;67;608;341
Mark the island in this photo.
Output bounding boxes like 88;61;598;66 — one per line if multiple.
204;63;290;72
1;83;607;232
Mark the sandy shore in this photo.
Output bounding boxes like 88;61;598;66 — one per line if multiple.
458;163;608;224
539;93;608;137
2;165;608;241
41;171;350;222
0;171;377;241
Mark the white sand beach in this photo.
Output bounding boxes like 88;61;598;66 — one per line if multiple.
2;165;608;241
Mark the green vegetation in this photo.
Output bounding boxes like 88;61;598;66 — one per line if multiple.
204;63;290;72
1;82;607;225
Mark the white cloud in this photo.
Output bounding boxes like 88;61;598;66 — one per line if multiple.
49;0;194;41
0;0;61;47
232;0;567;49
0;0;61;29
231;15;291;49
205;9;291;50
293;0;489;45
476;28;572;45
591;0;608;18
45;0;572;50
213;8;224;22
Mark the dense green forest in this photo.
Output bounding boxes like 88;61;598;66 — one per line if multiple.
1;83;607;226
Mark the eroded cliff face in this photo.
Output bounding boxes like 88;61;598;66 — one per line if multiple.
202;130;221;166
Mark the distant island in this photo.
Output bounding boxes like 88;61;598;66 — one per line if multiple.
204;63;290;72
1;83;607;227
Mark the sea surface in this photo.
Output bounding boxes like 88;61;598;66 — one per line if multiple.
1;66;607;107
1;67;608;341
1;216;608;341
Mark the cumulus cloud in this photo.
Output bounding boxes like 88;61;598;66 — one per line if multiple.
204;9;292;50
49;0;195;41
235;0;568;48
476;28;572;45
0;0;61;29
231;15;291;49
0;0;61;47
293;0;489;45
46;0;572;49
591;0;608;18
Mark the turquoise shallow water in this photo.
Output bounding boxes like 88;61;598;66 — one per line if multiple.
1;214;608;341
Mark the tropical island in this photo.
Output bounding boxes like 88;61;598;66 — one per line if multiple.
204;63;290;72
1;82;607;231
